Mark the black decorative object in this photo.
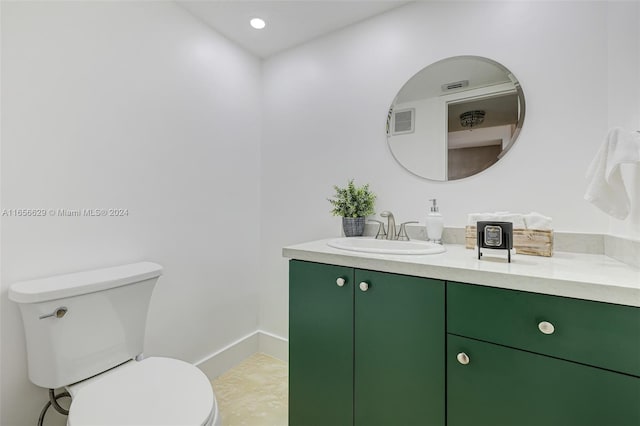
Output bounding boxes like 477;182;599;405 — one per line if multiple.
477;221;513;262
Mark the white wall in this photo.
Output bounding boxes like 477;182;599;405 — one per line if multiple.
260;1;634;339
1;2;261;424
607;1;640;239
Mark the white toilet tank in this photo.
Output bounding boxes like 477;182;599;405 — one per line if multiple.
9;262;162;389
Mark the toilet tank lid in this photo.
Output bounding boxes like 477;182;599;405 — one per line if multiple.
9;262;163;304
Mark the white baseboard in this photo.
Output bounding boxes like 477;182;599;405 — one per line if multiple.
258;330;288;362
195;330;288;380
195;331;259;380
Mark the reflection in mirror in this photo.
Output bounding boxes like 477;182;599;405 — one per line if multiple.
387;56;525;181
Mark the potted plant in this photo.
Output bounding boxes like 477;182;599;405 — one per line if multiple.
328;179;376;237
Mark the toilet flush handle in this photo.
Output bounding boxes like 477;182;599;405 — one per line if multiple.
39;307;68;320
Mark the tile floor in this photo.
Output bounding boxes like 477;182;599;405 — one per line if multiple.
212;353;288;426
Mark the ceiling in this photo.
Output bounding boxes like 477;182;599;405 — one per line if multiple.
177;1;412;58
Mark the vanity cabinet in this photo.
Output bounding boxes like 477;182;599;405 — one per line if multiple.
289;260;445;426
285;239;640;426
447;282;640;426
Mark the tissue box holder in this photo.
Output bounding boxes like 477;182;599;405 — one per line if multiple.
465;226;554;257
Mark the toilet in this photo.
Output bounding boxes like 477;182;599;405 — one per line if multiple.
9;262;220;426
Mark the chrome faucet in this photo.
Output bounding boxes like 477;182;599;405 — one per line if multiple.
380;211;397;240
397;221;419;241
368;220;387;239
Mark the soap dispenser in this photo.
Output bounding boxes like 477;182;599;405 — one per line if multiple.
426;199;444;244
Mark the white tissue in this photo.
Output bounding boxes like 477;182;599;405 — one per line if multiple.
467;213;493;225
523;212;553;230
467;212;525;228
494;213;527;228
467;211;552;230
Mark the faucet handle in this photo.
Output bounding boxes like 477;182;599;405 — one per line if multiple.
397;221;419;241
367;220;387;239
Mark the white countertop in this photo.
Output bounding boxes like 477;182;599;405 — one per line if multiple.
283;239;640;307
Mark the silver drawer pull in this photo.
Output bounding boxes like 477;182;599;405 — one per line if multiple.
359;282;369;292
39;307;68;320
457;352;470;365
336;277;346;287
538;321;555;335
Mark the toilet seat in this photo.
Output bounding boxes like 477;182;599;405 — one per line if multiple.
66;357;217;426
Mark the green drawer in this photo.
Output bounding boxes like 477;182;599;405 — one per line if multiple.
447;334;640;426
447;281;640;376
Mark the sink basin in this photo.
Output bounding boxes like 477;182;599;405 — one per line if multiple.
327;237;446;255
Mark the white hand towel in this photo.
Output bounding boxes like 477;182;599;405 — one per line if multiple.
523;212;553;230
585;128;640;220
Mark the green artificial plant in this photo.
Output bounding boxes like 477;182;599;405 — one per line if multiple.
328;179;376;218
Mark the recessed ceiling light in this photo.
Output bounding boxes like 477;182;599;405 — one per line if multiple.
250;18;266;30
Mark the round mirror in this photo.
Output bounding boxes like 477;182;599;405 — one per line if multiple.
386;56;525;181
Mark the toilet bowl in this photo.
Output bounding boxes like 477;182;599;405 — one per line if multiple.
9;262;221;426
66;357;220;426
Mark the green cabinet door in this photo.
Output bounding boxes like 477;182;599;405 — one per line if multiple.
448;334;640;426
289;260;354;426
354;270;445;426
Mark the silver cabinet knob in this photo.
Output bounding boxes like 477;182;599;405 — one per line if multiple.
336;277;346;287
538;321;555;335
359;282;369;292
456;352;470;365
